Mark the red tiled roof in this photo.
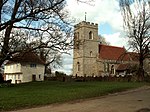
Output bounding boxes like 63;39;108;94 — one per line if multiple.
6;52;45;65
116;63;131;71
99;44;128;61
126;52;139;61
99;44;139;62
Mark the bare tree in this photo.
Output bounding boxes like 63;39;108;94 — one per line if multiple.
38;48;63;72
0;0;73;67
76;0;95;5
99;35;110;45
119;0;150;80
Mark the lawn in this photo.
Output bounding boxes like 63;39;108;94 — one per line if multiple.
0;81;148;111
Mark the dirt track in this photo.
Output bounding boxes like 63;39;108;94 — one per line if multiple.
10;86;150;112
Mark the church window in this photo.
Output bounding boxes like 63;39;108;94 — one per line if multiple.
104;63;109;72
111;65;115;74
77;62;80;71
89;31;93;40
90;51;93;57
74;32;79;40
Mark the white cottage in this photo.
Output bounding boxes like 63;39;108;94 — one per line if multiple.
4;52;45;84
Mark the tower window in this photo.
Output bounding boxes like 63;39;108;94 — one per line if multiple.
90;51;93;57
89;31;93;40
77;62;80;71
77;32;79;40
74;32;80;49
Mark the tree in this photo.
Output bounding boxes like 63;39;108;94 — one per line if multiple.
38;48;63;74
99;35;110;45
0;0;72;67
0;73;4;83
119;0;150;81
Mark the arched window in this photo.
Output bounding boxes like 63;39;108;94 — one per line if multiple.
74;32;80;49
74;32;79;40
90;51;93;57
104;63;109;72
111;65;114;74
89;31;93;40
77;62;80;71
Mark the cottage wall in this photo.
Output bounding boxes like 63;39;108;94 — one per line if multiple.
21;63;45;83
4;63;21;73
4;63;45;84
4;63;22;83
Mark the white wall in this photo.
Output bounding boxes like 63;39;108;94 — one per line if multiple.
21;63;45;83
6;74;23;84
4;63;21;73
4;63;22;84
4;63;45;83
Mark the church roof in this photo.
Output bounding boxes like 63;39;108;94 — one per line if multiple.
99;44;139;61
6;52;45;65
99;44;128;61
116;63;131;71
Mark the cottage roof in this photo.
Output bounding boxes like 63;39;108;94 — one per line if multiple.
6;52;45;65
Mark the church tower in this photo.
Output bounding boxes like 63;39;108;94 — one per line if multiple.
73;21;99;77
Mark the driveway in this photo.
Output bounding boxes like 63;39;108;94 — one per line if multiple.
10;86;150;112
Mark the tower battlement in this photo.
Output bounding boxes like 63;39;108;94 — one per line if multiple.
74;21;98;29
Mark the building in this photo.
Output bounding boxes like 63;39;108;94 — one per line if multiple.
4;52;45;84
73;21;139;77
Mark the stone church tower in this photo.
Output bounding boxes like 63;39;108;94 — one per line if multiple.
73;21;99;77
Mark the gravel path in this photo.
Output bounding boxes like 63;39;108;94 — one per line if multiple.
10;86;150;112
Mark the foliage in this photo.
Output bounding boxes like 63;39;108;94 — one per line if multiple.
55;71;66;77
0;0;73;67
0;81;147;111
119;0;150;80
0;73;4;83
99;35;110;45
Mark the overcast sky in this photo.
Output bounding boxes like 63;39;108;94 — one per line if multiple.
55;0;129;75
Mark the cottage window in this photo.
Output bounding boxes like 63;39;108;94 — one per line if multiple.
89;31;93;40
39;75;41;79
16;64;19;67
30;64;37;68
18;74;20;79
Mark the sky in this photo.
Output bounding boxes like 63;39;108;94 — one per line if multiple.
55;0;129;75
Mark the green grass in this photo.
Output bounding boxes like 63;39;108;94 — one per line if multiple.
0;81;148;111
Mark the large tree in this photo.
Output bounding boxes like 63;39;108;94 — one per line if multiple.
38;48;63;74
119;0;150;80
0;0;72;67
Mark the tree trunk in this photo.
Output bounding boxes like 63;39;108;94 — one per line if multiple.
137;54;144;81
0;25;13;67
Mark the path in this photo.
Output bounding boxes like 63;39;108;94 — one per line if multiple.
10;86;150;112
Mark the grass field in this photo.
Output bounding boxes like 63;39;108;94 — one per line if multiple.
0;81;148;111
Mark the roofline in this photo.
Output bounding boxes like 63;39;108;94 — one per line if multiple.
99;44;125;49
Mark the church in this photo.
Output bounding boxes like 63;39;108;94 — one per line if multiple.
73;21;139;77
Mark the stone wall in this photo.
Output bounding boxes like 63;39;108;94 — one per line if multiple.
73;21;99;77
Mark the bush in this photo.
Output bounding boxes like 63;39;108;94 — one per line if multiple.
0;73;4;83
